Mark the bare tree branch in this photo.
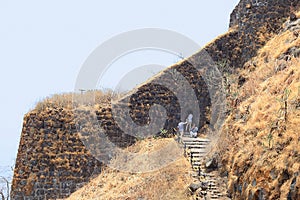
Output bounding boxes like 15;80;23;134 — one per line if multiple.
0;190;5;200
0;177;10;200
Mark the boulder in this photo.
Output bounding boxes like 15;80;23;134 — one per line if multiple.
189;182;202;193
205;157;218;169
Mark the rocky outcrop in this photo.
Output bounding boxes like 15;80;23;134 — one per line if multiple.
218;10;300;199
207;0;300;69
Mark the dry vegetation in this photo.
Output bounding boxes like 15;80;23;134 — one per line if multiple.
34;89;125;112
218;20;300;199
67;138;193;200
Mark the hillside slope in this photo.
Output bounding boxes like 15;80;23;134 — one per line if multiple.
218;12;300;199
67;138;193;200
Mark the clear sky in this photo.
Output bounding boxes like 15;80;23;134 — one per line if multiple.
0;0;240;172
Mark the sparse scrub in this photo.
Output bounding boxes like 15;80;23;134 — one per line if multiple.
217;59;233;74
266;132;273;149
277;88;291;122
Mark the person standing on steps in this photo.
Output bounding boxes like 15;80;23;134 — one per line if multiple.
177;121;187;143
189;124;198;138
186;113;193;132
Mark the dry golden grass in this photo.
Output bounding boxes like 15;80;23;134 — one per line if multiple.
219;23;300;199
33;89;126;111
67;138;193;200
108;138;184;173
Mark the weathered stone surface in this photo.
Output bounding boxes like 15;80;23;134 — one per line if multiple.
11;109;103;200
211;0;300;70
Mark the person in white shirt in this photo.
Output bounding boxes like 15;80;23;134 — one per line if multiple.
177;121;187;143
190;124;198;138
186;113;193;131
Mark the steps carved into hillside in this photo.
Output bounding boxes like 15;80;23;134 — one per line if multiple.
182;133;230;200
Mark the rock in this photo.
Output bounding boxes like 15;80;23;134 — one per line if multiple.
287;177;297;200
284;19;300;31
205;157;218;169
200;181;209;191
290;13;297;21
290;47;300;57
238;75;246;87
251;179;256;187
189;182;202;193
199;190;207;196
275;62;287;72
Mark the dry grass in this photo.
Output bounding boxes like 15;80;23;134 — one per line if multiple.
33;90;122;112
108;138;184;173
67;138;193;200
219;23;300;199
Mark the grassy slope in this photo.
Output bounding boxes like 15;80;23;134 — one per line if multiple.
219;17;300;199
67;138;193;200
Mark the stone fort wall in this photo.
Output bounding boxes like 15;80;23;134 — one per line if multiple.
11;0;300;199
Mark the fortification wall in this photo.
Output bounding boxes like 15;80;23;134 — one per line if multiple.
11;0;300;199
207;0;300;69
11;107;102;199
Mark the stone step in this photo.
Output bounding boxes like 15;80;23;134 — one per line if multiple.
191;173;214;178
185;145;207;149
192;166;201;170
183;137;229;200
191;161;202;165
185;142;208;145
189;158;202;163
182;141;210;145
189;148;206;151
183;139;210;143
183;140;209;143
186;146;207;150
186;145;208;149
188;145;205;148
189;149;207;153
187;147;206;151
188;151;206;155
188;155;205;159
188;154;205;158
207;182;217;186
182;137;210;142
206;179;217;183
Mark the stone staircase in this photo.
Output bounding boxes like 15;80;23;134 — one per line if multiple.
181;132;230;200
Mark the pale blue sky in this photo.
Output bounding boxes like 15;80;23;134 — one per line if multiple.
0;0;239;171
